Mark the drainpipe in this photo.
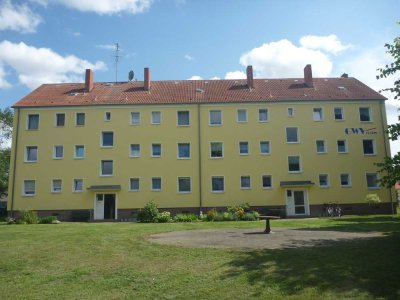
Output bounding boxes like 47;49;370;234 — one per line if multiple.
197;104;203;214
10;107;20;217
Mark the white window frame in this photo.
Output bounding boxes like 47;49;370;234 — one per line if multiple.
25;146;38;162
313;108;324;121
359;107;372;122
177;111;190;126
151;143;162;157
209;110;222;126
100;160;114;177
288;155;301;173
262;175;272;189
105;112;111;121
239;141;249;156
210;142;223;158
237;109;248;123
23;179;36;196
55;113;66;127
151;177;162;191
286;127;299;143
340;173;352;187
177;177;192;193
51;179;62;193
74;145;85;159
75;112;85;126
129;177;140;192
337;139;348;153
258;108;269;122
130;144;141;158
318;174;329;188
101;131;114;148
53;145;64;159
177;143;191;159
366;173;380;189
260;141;271;155
130;112;140;125
240;175;251;190
334;107;344;121
151;111;161;125
316;140;327;154
287;107;294;117
27;114;39;130
211;176;225;193
72;179;83;193
362;139;376;155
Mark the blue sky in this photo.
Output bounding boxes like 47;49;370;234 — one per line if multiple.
0;0;399;152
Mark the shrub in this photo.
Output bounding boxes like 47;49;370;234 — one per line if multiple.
174;213;198;222
20;210;39;224
228;203;251;215
155;211;172;223
222;212;235;221
137;201;159;223
365;194;381;205
39;216;58;224
206;208;217;221
241;211;260;221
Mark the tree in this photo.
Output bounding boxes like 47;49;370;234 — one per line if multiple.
376;23;400;188
0;107;13;197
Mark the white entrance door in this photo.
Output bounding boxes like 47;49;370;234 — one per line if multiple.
94;194;104;220
286;189;309;216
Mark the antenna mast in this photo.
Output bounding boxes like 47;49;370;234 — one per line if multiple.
114;43;120;83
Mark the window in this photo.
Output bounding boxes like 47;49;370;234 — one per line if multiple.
313;108;323;121
209;110;222;125
288;156;301;172
73;179;83;192
23;180;35;196
239;141;249;155
151;177;161;191
340;174;351;187
240;176;251;189
286;127;299;143
363;140;375;155
105;112;111;121
259;109;269;122
56;113;65;126
75;145;84;158
130;178;140;191
76;113;85;126
151;111;161;124
101;132;114;147
27;114;39;129
211;176;224;192
101;160;113;176
52;179;62;193
288;108;294;117
178;143;190;159
237;109;247;123
130;144;140;157
210;142;223;158
316;140;326;153
177;111;190;126
262;175;272;188
359;107;371;122
319;174;329;187
25;146;38;162
337;140;347;153
178;177;191;193
366;173;379;189
152;143;161;157
260;141;270;154
53;145;63;159
131;112;140;125
334;107;344;120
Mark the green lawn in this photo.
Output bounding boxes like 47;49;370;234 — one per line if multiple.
0;216;399;300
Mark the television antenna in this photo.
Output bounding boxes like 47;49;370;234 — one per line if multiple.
114;43;120;83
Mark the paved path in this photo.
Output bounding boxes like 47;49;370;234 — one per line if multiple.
149;228;384;250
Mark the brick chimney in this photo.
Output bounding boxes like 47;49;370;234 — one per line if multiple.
144;67;150;91
304;64;313;87
246;65;254;89
341;73;348;78
85;69;94;92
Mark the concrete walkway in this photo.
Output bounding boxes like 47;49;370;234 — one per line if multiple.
149;228;384;250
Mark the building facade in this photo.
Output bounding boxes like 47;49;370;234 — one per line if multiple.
7;66;395;220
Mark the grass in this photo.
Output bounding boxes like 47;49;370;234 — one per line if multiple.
0;215;399;299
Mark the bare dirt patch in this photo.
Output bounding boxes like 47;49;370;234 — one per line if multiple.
149;228;385;250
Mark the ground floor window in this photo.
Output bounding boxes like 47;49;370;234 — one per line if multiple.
73;179;83;192
366;173;379;189
212;176;224;192
152;177;161;191
319;174;329;187
240;176;251;189
178;177;191;193
340;174;351;187
262;175;272;188
23;180;36;196
130;178;140;191
52;179;62;193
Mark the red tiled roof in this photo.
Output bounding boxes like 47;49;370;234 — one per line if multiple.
13;77;386;107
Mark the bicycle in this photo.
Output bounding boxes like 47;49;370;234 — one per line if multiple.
323;203;342;217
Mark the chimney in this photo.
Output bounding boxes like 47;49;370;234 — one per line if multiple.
246;65;254;89
304;64;313;87
144;67;150;91
85;69;94;92
341;73;348;78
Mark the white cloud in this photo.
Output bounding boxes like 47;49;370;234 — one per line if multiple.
300;34;352;55
239;39;333;78
34;0;153;15
0;40;106;90
96;44;117;50
188;75;202;80
210;76;220;80
224;71;246;79
73;31;81;37
184;54;194;61
0;0;41;33
0;66;11;89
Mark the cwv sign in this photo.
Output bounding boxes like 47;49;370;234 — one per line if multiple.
345;127;377;135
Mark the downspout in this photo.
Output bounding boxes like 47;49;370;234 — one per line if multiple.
10;108;20;217
197;104;203;214
379;101;394;214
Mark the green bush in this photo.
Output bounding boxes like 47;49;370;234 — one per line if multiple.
137;201;159;223
174;213;198;222
241;211;260;221
39;216;58;224
206;208;217;221
155;211;172;223
365;194;381;205
20;210;39;224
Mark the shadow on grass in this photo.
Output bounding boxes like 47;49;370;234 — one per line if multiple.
223;217;400;299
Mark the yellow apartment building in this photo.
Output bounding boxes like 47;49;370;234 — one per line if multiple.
7;65;394;220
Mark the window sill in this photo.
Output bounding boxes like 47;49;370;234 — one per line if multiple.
26;129;39;131
240;187;251;190
151;189;162;192
22;194;35;197
262;187;273;190
73;191;83;193
239;153;249;156
319;186;330;189
74;157;84;160
130;123;140;126
100;146;114;149
364;154;377;156
24;161;37;163
129;156;141;158
367;187;380;190
211;191;224;193
178;191;192;194
129;190;140;192
210;157;223;159
178;157;191;160
53;158;63;160
100;175;114;177
288;171;302;174
258;120;269;123
51;191;62;194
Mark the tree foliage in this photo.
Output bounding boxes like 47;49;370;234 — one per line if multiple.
376;22;400;188
0;107;13;197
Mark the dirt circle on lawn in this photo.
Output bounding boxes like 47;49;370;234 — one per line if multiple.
149;228;384;250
